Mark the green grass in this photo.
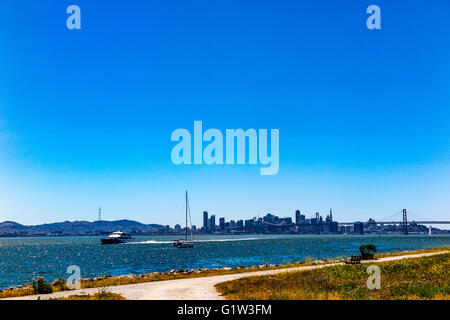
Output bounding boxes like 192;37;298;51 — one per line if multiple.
215;253;450;300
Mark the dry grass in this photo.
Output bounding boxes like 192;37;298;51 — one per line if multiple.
0;287;34;299
215;252;450;300
49;289;125;300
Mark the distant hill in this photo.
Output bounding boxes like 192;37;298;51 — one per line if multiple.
0;219;166;237
0;221;28;232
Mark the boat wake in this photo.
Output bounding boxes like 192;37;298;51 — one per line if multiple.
195;238;259;243
129;240;173;244
130;238;260;245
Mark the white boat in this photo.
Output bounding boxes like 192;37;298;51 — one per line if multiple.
173;191;195;249
101;231;135;244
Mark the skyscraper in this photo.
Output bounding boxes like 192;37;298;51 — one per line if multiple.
354;222;364;234
203;211;208;232
295;210;301;225
207;218;212;232
219;217;225;230
210;215;216;232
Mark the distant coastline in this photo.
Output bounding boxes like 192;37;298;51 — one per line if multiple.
1;219;449;237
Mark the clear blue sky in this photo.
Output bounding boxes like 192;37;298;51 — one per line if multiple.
0;0;449;227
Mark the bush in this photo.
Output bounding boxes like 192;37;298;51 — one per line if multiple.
51;278;68;291
32;277;53;294
359;244;377;260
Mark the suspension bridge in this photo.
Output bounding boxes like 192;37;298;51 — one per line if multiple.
255;209;450;235
336;209;450;234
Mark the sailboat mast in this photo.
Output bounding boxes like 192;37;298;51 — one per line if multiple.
185;190;188;241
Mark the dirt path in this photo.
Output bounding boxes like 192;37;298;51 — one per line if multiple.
5;251;447;300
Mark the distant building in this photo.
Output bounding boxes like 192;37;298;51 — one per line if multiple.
328;221;338;233
282;217;292;224
367;218;377;231
203;211;208;232
264;213;275;224
210;215;216;231
245;219;254;229
219;217;225;230
295;210;301;225
354;222;364;234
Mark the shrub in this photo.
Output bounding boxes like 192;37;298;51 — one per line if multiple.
51;278;68;291
359;244;377;260
32;277;53;294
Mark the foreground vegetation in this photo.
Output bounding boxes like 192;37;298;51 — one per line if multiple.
216;252;450;300
49;288;125;300
1;246;448;299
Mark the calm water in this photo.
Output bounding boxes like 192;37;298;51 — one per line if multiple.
0;234;449;289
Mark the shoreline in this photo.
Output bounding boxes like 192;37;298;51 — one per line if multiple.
1;246;448;299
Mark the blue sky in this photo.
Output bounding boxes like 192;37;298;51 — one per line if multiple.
0;0;449;227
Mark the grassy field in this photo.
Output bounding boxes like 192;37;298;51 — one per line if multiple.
215;252;450;300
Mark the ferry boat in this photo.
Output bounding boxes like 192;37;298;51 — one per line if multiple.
101;231;135;244
173;191;195;248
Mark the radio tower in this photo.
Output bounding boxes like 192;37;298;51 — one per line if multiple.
98;206;102;221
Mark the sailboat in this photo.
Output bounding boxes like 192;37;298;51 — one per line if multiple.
173;191;195;248
429;225;433;238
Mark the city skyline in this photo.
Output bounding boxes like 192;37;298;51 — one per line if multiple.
2;207;448;236
1;1;449;227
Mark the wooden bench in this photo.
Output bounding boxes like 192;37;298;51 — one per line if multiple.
345;255;361;264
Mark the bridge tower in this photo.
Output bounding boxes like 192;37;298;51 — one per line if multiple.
402;208;408;235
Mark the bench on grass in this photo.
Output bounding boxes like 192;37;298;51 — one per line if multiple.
345;255;361;264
